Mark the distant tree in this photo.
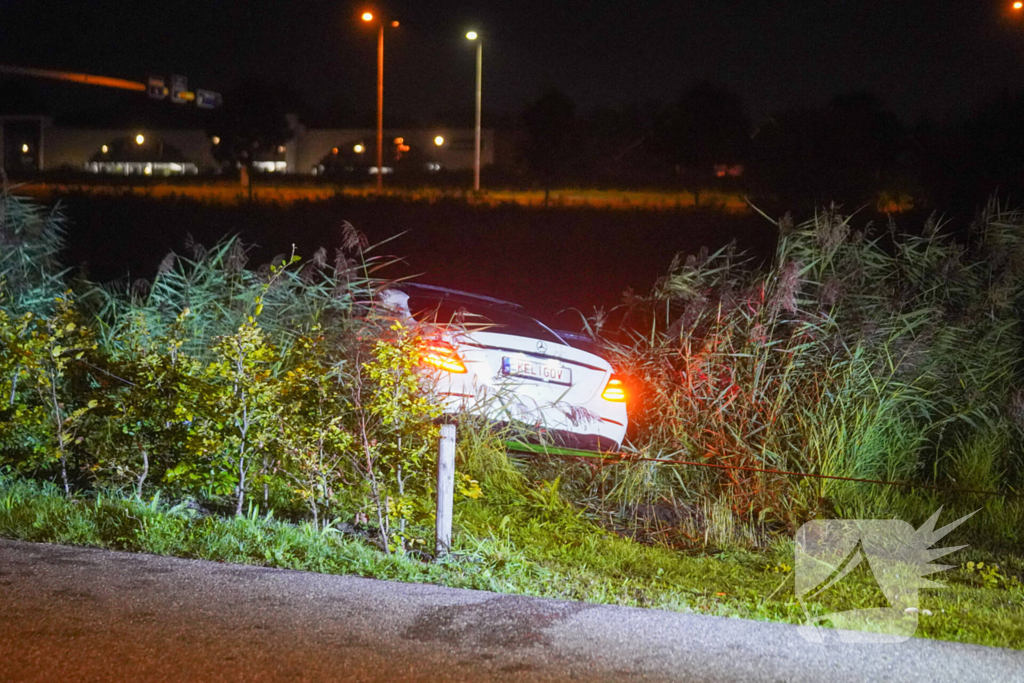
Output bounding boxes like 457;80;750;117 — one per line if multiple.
521;88;578;202
652;81;751;180
919;91;1024;211
577;104;661;186
750;93;907;210
205;80;300;169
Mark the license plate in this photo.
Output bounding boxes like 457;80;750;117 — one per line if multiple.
501;356;572;386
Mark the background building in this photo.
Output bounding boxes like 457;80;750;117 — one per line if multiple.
0;114;494;176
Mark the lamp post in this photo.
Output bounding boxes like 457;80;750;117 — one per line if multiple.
466;31;482;192
362;11;398;192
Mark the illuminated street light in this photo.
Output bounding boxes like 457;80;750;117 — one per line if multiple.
1015;1;1023;9
354;143;365;153
101;145;109;154
211;136;220;145
21;144;29;153
466;30;483;191
434;136;445;146
135;134;145;145
360;10;398;192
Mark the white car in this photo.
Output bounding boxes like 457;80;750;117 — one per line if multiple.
380;284;628;451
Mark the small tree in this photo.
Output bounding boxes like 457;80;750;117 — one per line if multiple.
199;255;298;515
97;308;201;498
30;293;97;494
522;88;578;203
349;322;440;553
277;328;353;529
205;318;281;516
205;80;298;170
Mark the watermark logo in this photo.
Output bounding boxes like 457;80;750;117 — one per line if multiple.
795;508;976;643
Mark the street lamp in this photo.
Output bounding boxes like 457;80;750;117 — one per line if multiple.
361;10;399;192
466;30;482;192
1015;1;1023;9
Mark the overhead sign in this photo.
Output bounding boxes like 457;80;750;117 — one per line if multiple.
195;89;222;109
170;74;188;104
147;76;167;100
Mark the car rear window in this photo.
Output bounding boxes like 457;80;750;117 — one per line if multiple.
406;294;567;344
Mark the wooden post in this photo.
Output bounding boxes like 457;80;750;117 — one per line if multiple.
435;422;456;558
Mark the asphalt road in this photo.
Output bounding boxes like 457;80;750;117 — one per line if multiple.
0;539;1021;682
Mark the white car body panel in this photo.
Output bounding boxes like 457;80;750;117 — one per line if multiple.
394;286;627;451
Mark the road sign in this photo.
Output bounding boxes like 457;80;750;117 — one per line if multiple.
170;75;188;104
195;89;222;109
147;76;167;100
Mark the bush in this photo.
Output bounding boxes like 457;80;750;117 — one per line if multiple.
0;191;440;554
585;202;1024;544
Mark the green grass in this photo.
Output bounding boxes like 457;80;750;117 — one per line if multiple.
2;462;1021;650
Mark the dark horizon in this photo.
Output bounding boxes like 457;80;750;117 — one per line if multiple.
3;1;1024;127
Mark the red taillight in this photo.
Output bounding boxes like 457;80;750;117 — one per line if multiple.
418;339;467;374
601;375;626;402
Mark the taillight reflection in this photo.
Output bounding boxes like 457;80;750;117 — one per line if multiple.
601;376;626;402
419;339;468;373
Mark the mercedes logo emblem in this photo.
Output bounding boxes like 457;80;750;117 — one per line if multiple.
536;341;547;354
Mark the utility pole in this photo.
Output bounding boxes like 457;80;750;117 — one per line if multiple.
376;21;385;193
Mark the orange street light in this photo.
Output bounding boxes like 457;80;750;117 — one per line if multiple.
1016;2;1023;9
360;10;398;192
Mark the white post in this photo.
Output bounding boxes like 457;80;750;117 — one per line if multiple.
435;422;457;558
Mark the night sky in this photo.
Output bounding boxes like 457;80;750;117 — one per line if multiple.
3;0;1024;124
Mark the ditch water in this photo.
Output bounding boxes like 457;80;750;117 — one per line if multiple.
53;193;775;327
